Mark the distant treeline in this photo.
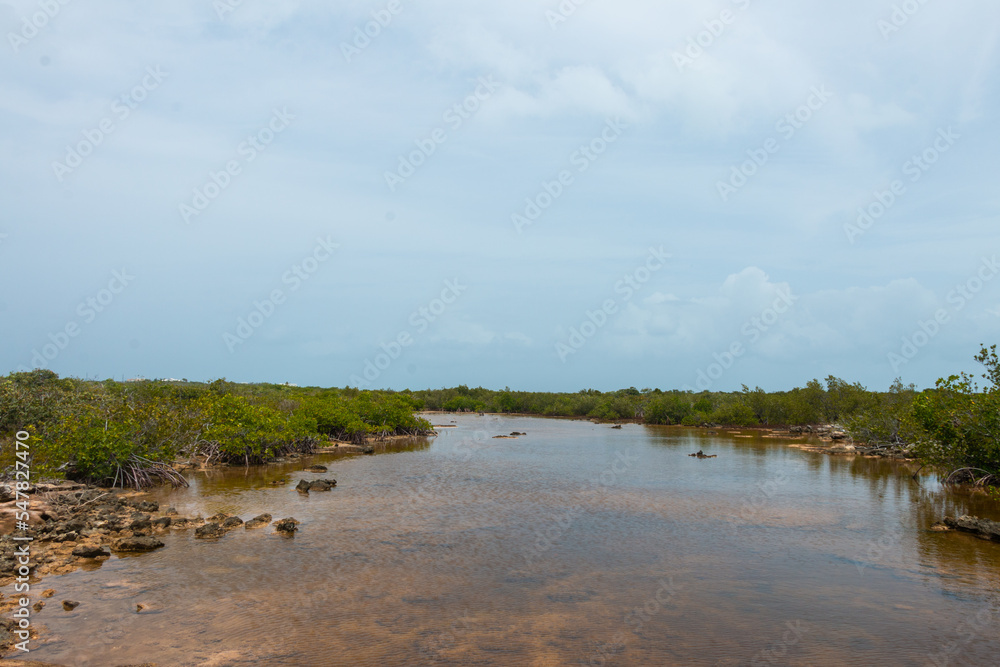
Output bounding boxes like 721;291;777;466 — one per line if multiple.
1;345;997;489
413;345;1000;486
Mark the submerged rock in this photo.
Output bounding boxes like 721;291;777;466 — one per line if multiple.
304;465;328;473
62;600;80;611
195;523;225;539
245;514;272;529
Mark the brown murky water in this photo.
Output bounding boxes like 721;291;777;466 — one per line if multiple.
9;415;1000;666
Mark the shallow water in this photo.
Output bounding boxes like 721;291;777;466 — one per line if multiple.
11;415;1000;666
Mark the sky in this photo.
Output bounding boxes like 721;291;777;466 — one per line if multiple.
1;0;998;393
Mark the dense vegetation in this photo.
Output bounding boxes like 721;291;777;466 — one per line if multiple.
0;374;430;488
1;345;996;489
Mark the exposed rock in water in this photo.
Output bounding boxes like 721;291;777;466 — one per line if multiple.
828;443;856;453
296;480;312;493
362;446;376;454
71;545;110;559
62;600;80;611
245;513;273;529
689;450;717;459
113;536;165;553
943;515;1000;542
309;479;336;491
151;516;172;528
304;465;328;473
221;516;244;530
611;425;622;429
195;523;226;539
274;518;299;534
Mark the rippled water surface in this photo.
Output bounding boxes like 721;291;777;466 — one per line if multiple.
13;415;1000;665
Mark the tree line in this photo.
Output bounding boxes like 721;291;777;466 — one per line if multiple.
1;345;996;489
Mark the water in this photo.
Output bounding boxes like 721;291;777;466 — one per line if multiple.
11;415;1000;665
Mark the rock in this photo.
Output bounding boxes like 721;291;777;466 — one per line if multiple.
304;465;328;473
296;479;312;493
32;601;44;612
245;514;272;530
943;515;1000;542
0;484;14;502
221;516;244;530
362;446;375;454
689;450;717;459
829;443;856;453
830;432;848;440
309;479;336;491
611;425;622;429
62;600;80;611
41;589;55;598
71;545;110;559
274;518;299;534
195;523;225;539
113;537;164;552
132;501;159;513
165;507;178;516
930;522;952;532
52;531;79;543
129;518;152;532
207;512;231;523
151;517;172;528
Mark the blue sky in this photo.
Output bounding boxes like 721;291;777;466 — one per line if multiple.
1;0;998;392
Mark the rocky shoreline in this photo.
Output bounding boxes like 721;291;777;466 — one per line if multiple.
0;470;334;657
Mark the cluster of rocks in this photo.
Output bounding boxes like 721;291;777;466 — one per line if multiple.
0;479;318;584
493;432;527;439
